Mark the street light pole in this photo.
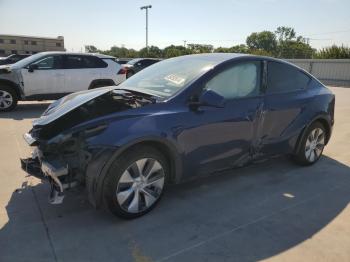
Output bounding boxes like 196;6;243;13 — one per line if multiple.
140;5;152;53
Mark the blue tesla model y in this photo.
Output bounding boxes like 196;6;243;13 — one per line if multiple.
22;53;335;218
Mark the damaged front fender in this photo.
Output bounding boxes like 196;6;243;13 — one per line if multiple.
22;88;157;205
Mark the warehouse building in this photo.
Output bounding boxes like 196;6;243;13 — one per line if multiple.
0;34;65;57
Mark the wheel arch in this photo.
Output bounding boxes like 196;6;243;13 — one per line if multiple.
0;79;22;99
294;114;332;154
93;136;183;208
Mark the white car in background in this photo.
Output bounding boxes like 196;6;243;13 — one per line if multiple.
0;52;126;111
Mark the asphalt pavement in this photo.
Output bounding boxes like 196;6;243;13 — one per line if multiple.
0;86;349;262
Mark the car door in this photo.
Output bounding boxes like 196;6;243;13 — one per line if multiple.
258;60;313;156
63;55;102;92
21;55;65;96
178;60;264;176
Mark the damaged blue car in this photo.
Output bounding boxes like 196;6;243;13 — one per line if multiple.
21;53;335;219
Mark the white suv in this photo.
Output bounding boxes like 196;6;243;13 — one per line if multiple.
0;52;126;111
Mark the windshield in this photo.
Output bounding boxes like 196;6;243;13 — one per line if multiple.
10;53;46;69
119;56;216;97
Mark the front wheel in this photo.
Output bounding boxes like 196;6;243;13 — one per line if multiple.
103;146;169;219
0;87;18;112
293;122;326;165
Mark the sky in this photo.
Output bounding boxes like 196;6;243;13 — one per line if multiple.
0;0;349;52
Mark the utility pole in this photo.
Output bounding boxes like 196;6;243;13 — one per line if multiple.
140;5;152;53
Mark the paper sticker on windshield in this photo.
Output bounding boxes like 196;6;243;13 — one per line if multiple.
164;74;185;86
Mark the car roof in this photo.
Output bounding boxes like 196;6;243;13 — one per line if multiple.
31;51;115;59
129;58;162;61
177;53;310;73
175;53;274;64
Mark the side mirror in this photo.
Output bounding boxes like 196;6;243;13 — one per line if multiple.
189;90;225;109
28;64;38;72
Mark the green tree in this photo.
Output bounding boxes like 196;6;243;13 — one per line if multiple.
246;31;277;54
316;45;350;59
214;44;248;53
102;46;138;58
246;27;315;58
214;47;232;53
275;26;296;42
278;40;315;58
138;46;163;58
187;44;214;53
163;45;189;58
275;26;315;58
230;44;249;53
85;45;99;53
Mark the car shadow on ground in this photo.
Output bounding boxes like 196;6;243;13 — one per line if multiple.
0;102;51;120
1;155;350;262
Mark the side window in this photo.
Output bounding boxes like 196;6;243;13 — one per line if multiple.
81;56;107;68
32;56;62;69
64;55;107;69
10;55;21;63
135;60;144;66
267;61;311;93
205;61;261;100
64;55;84;69
143;60;154;66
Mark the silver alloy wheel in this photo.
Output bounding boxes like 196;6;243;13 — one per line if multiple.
0;90;13;109
116;158;165;213
305;127;325;162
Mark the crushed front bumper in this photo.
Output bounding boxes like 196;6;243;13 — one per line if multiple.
22;132;71;204
21;156;70;204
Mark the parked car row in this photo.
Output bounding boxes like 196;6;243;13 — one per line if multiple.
0;54;31;65
122;58;161;78
21;53;334;219
0;52;163;111
0;52;126;111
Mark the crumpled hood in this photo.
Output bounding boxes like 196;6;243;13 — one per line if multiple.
33;86;116;127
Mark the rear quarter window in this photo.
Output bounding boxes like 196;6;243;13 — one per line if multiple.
267;61;311;94
64;55;107;69
82;56;108;68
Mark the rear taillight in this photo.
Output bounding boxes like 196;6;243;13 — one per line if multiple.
118;68;127;74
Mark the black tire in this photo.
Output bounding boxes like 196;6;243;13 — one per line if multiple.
103;146;169;219
0;86;18;112
293;121;327;166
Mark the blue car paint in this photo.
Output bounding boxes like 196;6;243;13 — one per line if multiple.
39;54;334;207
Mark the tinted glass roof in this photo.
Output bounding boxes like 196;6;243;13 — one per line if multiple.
178;53;251;64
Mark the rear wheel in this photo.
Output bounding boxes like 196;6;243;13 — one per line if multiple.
293;122;326;165
0;87;17;112
103;146;169;219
